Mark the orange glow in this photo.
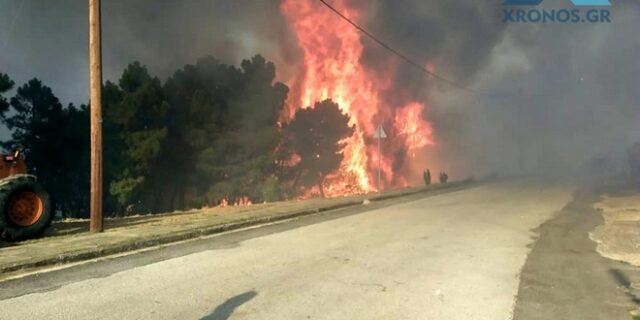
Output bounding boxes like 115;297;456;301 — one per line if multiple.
395;102;434;152
281;0;435;196
218;197;253;207
425;63;436;74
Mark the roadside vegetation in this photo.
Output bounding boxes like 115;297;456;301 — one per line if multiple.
422;169;431;186
439;172;449;184
0;55;354;217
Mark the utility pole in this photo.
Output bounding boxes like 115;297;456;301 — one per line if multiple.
89;0;103;232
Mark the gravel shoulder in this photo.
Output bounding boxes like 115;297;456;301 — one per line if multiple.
592;191;640;267
513;188;640;320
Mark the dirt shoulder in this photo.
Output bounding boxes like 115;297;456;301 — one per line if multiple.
513;188;640;320
592;192;640;267
0;181;475;278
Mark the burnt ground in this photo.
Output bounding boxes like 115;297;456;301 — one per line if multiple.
513;188;640;320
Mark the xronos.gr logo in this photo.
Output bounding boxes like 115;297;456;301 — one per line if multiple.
503;0;612;23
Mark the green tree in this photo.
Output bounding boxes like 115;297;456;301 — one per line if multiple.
283;99;354;197
163;55;288;207
2;78;66;190
0;54;293;216
57;104;90;217
101;80;126;214
204;55;289;204
104;62;168;212
0;73;15;116
0;79;90;217
162;56;238;208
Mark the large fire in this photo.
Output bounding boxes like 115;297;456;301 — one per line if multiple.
280;0;435;196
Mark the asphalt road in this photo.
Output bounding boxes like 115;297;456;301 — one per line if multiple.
0;181;574;320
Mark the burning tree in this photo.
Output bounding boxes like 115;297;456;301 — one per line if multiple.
284;99;354;197
281;0;435;193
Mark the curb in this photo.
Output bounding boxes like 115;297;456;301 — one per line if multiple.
0;180;477;275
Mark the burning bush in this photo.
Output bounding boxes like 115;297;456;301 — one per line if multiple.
281;0;435;193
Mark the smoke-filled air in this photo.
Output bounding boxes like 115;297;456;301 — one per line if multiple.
0;0;639;216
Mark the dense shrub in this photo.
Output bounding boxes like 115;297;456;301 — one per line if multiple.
439;172;449;184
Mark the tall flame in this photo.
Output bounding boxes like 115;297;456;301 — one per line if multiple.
281;0;435;196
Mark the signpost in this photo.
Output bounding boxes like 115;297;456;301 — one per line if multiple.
373;125;387;193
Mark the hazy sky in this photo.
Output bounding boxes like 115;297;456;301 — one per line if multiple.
0;0;638;177
0;0;295;106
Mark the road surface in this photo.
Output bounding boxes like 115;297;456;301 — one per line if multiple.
0;181;574;320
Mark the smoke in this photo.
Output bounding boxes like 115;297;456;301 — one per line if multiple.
353;0;510;181
362;0;506;88
439;1;640;179
101;0;299;84
0;0;296;105
354;0;640;179
1;0;638;180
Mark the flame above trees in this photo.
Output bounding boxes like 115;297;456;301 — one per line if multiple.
280;0;435;195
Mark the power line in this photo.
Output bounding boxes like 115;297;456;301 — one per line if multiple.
316;0;478;94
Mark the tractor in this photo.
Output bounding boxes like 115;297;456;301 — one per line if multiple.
0;150;53;241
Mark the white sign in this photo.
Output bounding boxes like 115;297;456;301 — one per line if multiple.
373;125;387;139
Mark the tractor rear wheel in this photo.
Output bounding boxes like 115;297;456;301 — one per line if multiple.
0;175;53;241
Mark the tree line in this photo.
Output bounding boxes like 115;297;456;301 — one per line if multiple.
0;55;354;218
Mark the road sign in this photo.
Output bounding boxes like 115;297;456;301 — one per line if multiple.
374;125;387;193
374;125;387;139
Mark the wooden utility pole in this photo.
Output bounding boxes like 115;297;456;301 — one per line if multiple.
89;0;103;232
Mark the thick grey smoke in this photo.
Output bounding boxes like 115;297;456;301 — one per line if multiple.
358;0;640;179
1;0;638;180
0;0;295;105
446;1;640;179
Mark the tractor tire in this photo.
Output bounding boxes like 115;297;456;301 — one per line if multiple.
0;174;53;241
